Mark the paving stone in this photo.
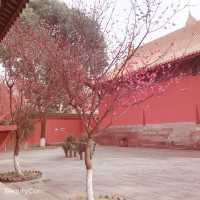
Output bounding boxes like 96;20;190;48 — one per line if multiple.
0;146;200;199
0;182;27;200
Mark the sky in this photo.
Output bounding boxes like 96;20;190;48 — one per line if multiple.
1;0;200;74
62;0;200;43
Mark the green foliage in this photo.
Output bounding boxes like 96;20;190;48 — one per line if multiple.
47;100;73;114
20;7;40;26
0;45;8;62
13;106;35;141
25;0;108;74
20;0;108;115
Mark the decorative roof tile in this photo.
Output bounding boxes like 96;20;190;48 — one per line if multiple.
186;12;197;27
127;14;200;71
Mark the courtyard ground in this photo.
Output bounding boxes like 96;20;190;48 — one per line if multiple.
0;146;200;200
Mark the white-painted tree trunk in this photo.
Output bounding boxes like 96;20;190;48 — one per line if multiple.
14;155;23;175
40;137;46;147
86;169;94;200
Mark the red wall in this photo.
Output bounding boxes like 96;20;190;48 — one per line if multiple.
95;74;200;149
101;75;200;126
26;119;41;145
0;132;10;152
143;75;198;124
2;74;200;149
27;115;83;146
46;117;82;144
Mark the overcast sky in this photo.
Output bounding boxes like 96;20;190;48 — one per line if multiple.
1;0;200;74
62;0;200;43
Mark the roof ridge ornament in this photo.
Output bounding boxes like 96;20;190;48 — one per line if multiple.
186;12;197;27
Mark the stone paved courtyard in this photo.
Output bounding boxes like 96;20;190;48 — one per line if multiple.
0;146;200;200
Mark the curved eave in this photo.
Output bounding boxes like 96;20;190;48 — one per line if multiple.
107;50;200;86
0;0;29;42
150;50;200;70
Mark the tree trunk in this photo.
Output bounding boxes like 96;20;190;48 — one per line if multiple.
73;150;77;158
40;115;47;147
14;131;23;175
65;148;69;158
9;87;14;121
79;151;83;160
69;148;73;158
85;139;94;200
79;143;85;160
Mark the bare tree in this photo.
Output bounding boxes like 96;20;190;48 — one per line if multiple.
0;0;189;197
1;19;62;173
57;1;189;199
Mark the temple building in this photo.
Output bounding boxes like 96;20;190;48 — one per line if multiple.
0;0;29;41
1;8;200;150
96;14;200;149
0;0;29;151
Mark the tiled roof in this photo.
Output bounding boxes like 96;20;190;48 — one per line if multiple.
127;14;200;71
0;0;29;42
0;125;17;132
